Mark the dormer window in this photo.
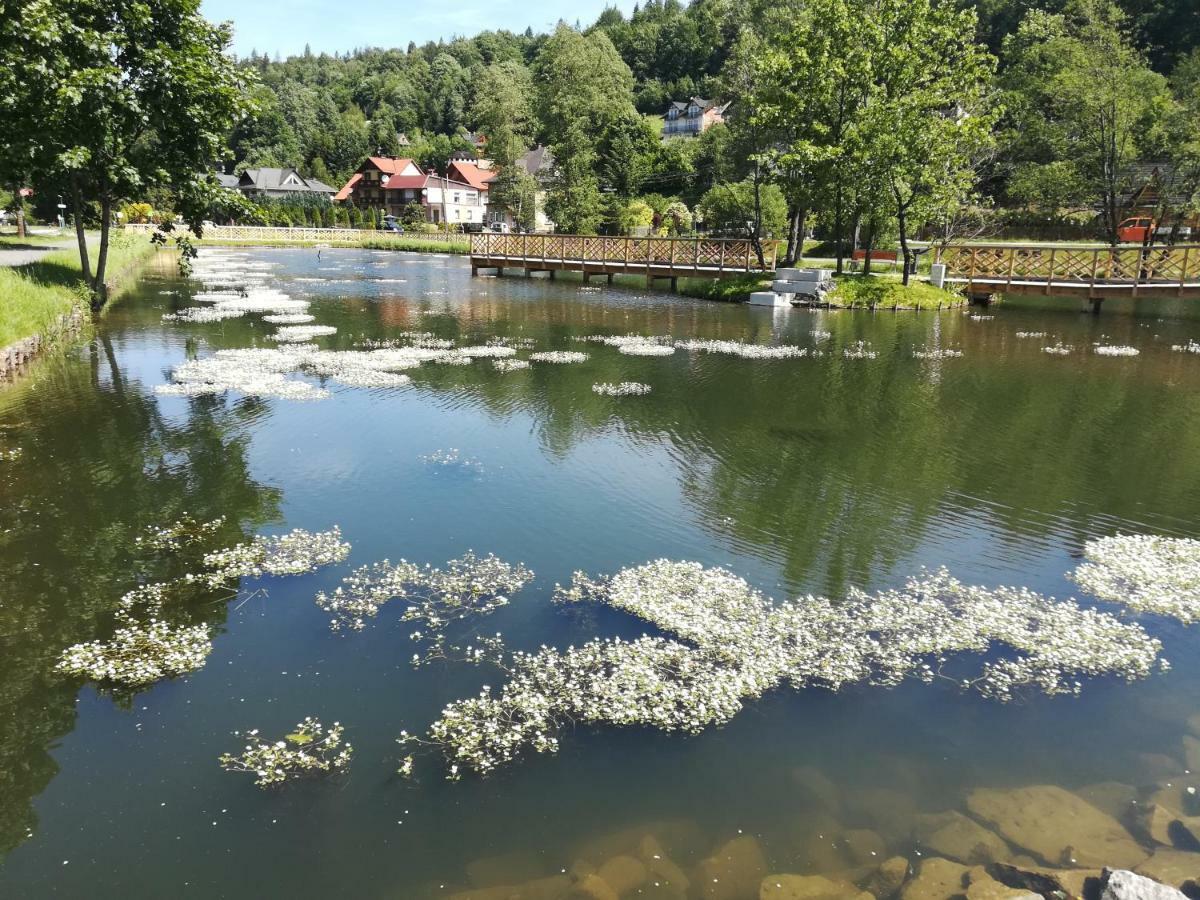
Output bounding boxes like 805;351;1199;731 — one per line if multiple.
688;105;700;116
668;108;678;119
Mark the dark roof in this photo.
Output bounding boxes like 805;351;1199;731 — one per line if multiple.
666;96;728;115
1118;161;1196;208
519;145;554;177
215;172;241;189
239;167;336;195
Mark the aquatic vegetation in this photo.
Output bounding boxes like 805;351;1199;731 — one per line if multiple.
529;350;590;364
316;551;531;633
843;341;878;360
489;336;537;350
811;330;832;341
1042;343;1073;356
162;307;247;323
1094;345;1139;356
55;619;213;686
969;314;994;321
136;516;227;552
674;339;807;359
330;369;412;388
269;325;338;343
592;382;652;396
262;313;316;325
1016;331;1047;338
219;718;352;788
420;448;483;471
202;527;350;585
402;561;1162;778
493;359;530;372
454;345;517;359
1171;340;1200;354
578;334;677;356
619;342;676;357
1071;534;1200;623
156;356;330;401
0;447;22;461
912;347;963;359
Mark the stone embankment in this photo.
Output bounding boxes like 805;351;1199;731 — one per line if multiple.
0;306;84;380
432;722;1200;900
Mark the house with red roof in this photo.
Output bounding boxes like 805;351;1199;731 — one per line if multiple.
334;156;487;227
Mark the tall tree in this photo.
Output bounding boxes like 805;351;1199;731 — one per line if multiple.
470;61;537;228
0;0;252;306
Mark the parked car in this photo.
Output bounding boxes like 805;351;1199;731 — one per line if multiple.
1117;217;1195;243
380;215;404;234
488;222;510;234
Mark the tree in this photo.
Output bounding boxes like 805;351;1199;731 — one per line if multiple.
0;0;253;306
619;198;655;233
697;179;787;237
471;61;536;227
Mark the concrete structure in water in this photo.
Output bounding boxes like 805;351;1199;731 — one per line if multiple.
749;268;835;307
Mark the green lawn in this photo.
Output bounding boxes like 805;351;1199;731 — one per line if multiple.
0;235;155;348
826;275;965;309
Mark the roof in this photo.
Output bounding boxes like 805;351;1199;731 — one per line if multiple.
367;156;418;175
382;174;431;191
333;173;362;202
447;160;495;192
239;167;336;195
666;97;729;115
215;173;241;190
1118;161;1195;208
518;146;555;177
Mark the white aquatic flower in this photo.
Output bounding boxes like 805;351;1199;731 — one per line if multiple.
592;382;652;396
969;314;994;321
1042;343;1073;356
404;561;1162;778
269;325;338;343
1071;534;1200;622
219;718;352;788
529;350;590;364
493;359;531;373
1016;331;1047;338
162;307;247;323
843;341;877;360
263;313;316;325
1094;344;1140;357
674;338;806;359
55;620;212;686
912;346;963;359
203;527;351;585
330;369;412;388
1171;340;1200;354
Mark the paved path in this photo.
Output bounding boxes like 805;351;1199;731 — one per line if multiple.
0;238;72;267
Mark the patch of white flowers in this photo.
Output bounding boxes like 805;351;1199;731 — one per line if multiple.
1171;340;1200;354
1071;534;1200;623
529;350;590;364
674;339;807;359
316;551;531;633
136;515;228;552
1094;344;1140;356
219;718;352;788
592;382;652;396
969;314;994;321
329;369;412;388
1016;331;1047;338
912;347;963;359
56;619;213;686
420;448;483;472
269;325;338;343
162;307;247;323
202;527;350;585
493;359;530;373
263;313;316;325
1042;343;1073;356
403;561;1162;778
843;341;878;360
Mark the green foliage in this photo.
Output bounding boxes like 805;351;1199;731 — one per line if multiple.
826;276;964;309
698;180;787;237
619;198;655;233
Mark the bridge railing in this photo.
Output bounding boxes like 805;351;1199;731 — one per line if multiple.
470;232;777;273
937;243;1200;294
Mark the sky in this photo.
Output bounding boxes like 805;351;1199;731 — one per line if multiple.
200;0;640;59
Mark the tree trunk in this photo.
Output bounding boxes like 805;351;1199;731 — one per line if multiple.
15;202;25;239
834;180;845;275
750;159;766;268
897;203;912;287
93;197;112;309
784;205;801;266
71;176;93;285
795;208;808;263
862;220;875;277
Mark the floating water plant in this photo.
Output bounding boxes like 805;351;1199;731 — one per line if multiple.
592;382;652;396
219;718;352;788
1071;534;1200;623
843;341;877;360
1094;345;1140;356
493;359;530;373
1042;343;1073;356
1016;331;1047;338
162;307;247;323
56;620;213;686
529;350;590;364
203;527;351;585
674;339;806;359
400;561;1162;778
263;313;316;325
420;448;483;471
269;325;338;343
1171;340;1200;354
969;314;994;321
137;516;228;552
316;551;532;633
912;347;963;359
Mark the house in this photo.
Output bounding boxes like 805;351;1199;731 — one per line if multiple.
447;159;496;194
235;167;336;200
1117;162;1200;227
484;146;557;233
334;157;487;225
215;172;241;190
661;97;729;139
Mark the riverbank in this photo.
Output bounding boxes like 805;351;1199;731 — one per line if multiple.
0;235;156;379
675;271;965;309
194;235;470;254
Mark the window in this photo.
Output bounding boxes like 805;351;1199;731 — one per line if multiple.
453;193;461;204
668;108;678;119
688;105;699;116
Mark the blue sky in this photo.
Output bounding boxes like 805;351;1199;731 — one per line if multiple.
201;0;639;59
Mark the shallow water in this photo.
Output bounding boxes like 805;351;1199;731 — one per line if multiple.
3;248;1200;898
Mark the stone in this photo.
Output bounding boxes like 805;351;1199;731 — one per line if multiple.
862;856;911;900
963;867;1040;900
1147;784;1200;820
759;873;873;900
1077;783;1140;822
966;786;1148;869
694;835;768;900
1138;805;1182;847
793;819;854;873
777;268;834;282
1186;715;1200;739
749;291;791;307
596;855;646;895
570;819;705;865
467;851;548;888
793;767;843;814
1138;755;1186;782
1099;868;1188;900
844;788;919;837
639;836;690;897
914;812;1011;865
1135;849;1200;890
842;829;889;866
567;873;619;900
447;875;571;900
899;857;969;900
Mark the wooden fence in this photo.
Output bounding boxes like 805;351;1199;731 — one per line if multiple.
469;232;777;277
936;243;1200;298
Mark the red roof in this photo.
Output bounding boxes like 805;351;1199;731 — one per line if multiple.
382;174;430;191
368;157;417;175
333;172;362;202
446;161;495;191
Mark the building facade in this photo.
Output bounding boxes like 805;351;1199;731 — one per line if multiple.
661;97;729;139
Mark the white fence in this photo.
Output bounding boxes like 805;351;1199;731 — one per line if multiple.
122;223;464;243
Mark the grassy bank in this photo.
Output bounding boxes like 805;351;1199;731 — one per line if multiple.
825;276;965;309
0;235;155;348
194;235;470;254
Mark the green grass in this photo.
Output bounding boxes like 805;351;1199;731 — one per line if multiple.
0;234;155;348
826;275;965;309
676;273;772;303
193;235;470;254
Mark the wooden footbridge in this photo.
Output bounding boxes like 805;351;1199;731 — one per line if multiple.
934;243;1200;307
469;233;777;286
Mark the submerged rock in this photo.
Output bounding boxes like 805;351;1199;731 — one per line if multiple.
963;866;1040;900
861;856;911;900
638;836;690;898
466;851;548;888
694;835;768;900
1076;783;1140;822
759;873;873;900
569;818;705;865
567;873;619;900
899;857;969;900
966;786;1147;868
1134;849;1200;891
914;811;1011;865
1183;738;1200;775
1099;868;1187;900
793;766;844;815
447;874;570;899
841;829;888;866
595;855;646;895
985;861;1101;899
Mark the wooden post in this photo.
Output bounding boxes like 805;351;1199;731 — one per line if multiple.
625;236;631;271
693;239;700;272
1179;247;1190;298
719;242;726;273
1043;249;1056;295
607;272;614;284
1005;247;1016;291
1089;248;1100;298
